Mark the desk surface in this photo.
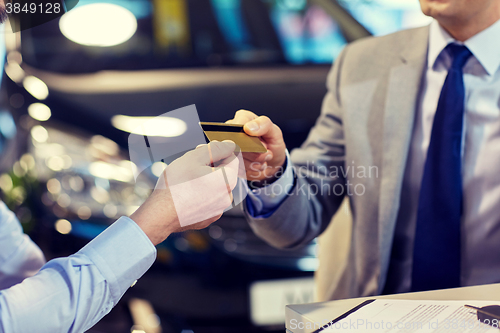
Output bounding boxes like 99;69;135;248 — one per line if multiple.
286;283;500;333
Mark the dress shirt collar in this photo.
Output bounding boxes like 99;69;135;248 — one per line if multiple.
428;19;500;76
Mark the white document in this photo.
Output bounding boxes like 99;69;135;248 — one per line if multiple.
323;299;500;332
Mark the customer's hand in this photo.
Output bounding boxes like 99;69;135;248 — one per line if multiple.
226;110;287;184
131;141;240;245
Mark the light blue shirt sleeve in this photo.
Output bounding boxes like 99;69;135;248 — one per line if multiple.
0;201;157;333
246;150;295;217
0;201;45;290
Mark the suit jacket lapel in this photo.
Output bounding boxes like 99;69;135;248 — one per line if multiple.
377;26;430;293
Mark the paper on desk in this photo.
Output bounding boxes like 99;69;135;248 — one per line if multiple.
323;299;500;332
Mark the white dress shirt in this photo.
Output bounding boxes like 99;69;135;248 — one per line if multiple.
248;19;500;292
0;200;156;332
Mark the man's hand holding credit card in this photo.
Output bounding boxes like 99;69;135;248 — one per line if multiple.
222;110;288;185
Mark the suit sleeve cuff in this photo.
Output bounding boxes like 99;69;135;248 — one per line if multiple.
78;216;157;303
246;150;295;217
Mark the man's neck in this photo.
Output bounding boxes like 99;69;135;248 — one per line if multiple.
439;9;500;41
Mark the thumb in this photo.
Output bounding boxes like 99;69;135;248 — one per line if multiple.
196;140;236;165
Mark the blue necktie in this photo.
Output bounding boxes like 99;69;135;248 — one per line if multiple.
411;44;472;292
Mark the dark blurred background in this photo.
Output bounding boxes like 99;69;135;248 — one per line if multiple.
0;1;430;332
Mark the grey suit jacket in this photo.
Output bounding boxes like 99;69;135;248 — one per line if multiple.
245;26;430;300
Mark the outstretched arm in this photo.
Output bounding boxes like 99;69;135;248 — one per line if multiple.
0;214;156;333
226;46;349;249
0;141;240;333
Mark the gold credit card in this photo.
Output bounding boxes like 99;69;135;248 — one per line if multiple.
200;122;267;153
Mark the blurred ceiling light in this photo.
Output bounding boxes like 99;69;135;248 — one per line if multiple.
4;29;18;51
17;160;28;173
46;156;65;171
151;161;167;177
91;186;110;204
13;161;27;177
57;194;71;208
60;3;137;47
31;125;49;143
77;206;92;220
111;115;187;137
103;204;118;218
62;155;73;169
120;160;138;175
23;76;49;100
69;176;84;192
47;178;61;194
91;135;119;156
11;187;26;205
7;51;22;65
55;219;72;234
34;143;65;158
4;63;24;83
0;174;13;192
20;154;35;170
89;161;134;182
28;103;52;121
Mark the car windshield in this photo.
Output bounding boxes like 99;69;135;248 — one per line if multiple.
20;0;346;73
18;0;427;74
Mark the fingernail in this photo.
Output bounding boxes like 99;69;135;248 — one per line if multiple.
260;162;267;170
246;122;259;132
264;154;272;162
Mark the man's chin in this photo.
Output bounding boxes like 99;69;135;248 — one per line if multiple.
420;0;454;18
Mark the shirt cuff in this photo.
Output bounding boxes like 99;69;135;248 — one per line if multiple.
78;216;157;303
246;150;295;217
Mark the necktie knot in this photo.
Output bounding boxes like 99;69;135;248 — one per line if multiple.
446;43;473;70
